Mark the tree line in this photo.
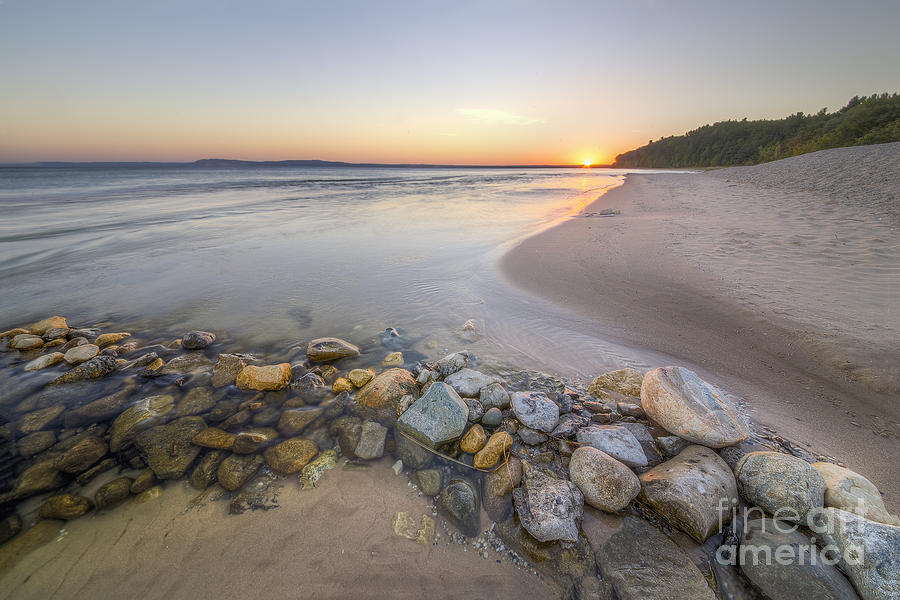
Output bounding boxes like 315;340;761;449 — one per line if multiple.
612;93;900;168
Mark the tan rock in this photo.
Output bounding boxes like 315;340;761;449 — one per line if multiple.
263;438;318;475
392;511;435;545
24;352;65;371
588;368;644;398
570;446;640;513
348;368;375;388
474;431;513;469
95;332;131;346
277;408;323;436
460;424;487;454
39;494;92;519
235;363;291;391
30;316;67;335
10;334;44;350
382;352;404;367
0;327;30;338
306;337;360;362
64;344;100;365
314;364;338;382
813;462;900;526
192;427;236;449
211;354;246;387
217;454;264;491
332;377;353;393
55;435;107;473
145;357;165;371
19;404;65;434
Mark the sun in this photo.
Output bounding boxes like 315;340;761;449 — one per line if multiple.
582;158;593;168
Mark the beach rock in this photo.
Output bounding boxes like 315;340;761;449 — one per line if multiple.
290;372;329;403
94;332;130;347
0;327;30;338
519;425;550;445
656;435;692;458
382;351;403;367
464;397;484;423
94;477;134;510
230;474;280;514
23;352;65;372
10;460;66;498
438;478;480;537
191;427;237;449
354;421;387;460
0;516;22;546
444;368;501;398
396;382;468;448
19;404;65;434
30;316;68;335
347;368;374;388
556;389;579;414
189;450;225;489
211;354;246;387
394;432;432;470
588;368;644;398
312;364;338;382
392;511;436;545
300;449;338;489
306;337;360;362
483;456;523;521
236;363;291;391
39;494;93;520
277;407;322;436
63;343;100;364
481;407;502;427
813;462;900;526
473;431;513;469
479;382;510;410
332;377;353;392
414;469;443;496
513;467;583;543
159;352;211;374
551;413;587;438
67;328;99;340
217;453;264;491
174;387;215;417
569;446;640;512
55;435;107;473
511;391;559;433
134;416;206;479
182;330;216;350
739;517;858;600
617;402;644;418
109;394;175;452
17;431;56;457
75;458;115;485
50;354;118;384
638;445;738;542
460;424;487;453
354;368;419;423
594;516;716;600
10;334;44;351
264;437;318;475
815;507;900;600
640;366;750;447
735;451;826;523
232;428;278;454
328;415;361;456
436;352;468;377
42;327;70;341
576;425;647;467
131;469;157;494
60;336;87;352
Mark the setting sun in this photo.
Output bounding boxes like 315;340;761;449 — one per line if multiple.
582;158;593;167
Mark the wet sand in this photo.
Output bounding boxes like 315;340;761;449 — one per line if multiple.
501;144;900;511
0;460;557;599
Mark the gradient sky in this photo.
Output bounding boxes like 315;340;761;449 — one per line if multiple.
1;0;898;165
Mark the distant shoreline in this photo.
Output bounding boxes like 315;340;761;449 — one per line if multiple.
0;160;609;169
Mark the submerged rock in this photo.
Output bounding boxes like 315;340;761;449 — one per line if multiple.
306;337;360;362
396;382;468;448
17;431;56;457
236;363;291;391
264;438;318;475
413;469;443;496
174;387;216;417
131;468;157;494
459;424;487;453
640;366;750;447
230;474;280;514
189;450;226;490
569;446;640;513
19;404;65;434
30;316;68;335
109;394;175;452
182;330;216;350
392;511;436;545
354;421;387;460
301;449;338;488
11;334;44;350
438;478;480;537
63;343;100;365
0;515;22;546
55;435;108;474
134;416;207;479
10;459;66;499
347;368;374;388
575;425;647;468
192;427;236;449
64;385;136;428
50;354;118;384
290;372;329;403
158;352;212;374
211;353;246;387
354;368;419;423
23;352;65;372
511;391;559;433
217;453;264;491
513;467;583;543
444;368;501;398
94;332;131;347
735;451;825;523
394;432;433;470
483;456;523;521
277;407;323;436
95;477;134;510
39;494;93;520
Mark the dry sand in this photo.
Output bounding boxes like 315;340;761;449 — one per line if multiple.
0;460;557;599
502;143;900;510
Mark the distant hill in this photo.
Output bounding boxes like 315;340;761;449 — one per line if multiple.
613;93;900;168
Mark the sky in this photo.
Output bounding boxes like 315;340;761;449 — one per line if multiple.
1;0;898;165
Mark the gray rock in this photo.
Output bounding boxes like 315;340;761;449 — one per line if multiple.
511;391;559;433
414;469;442;496
481;407;502;427
569;446;640;512
556;389;579;413
638;445;739;542
517;426;548;445
576;425;648;468
617;402;645;418
513;467;583;543
95;477;134;510
437;478;480;537
619;422;664;465
394;432;432;469
444;368;501;398
211;354;246;387
656;435;691;458
740;517;858;600
551;413;587;438
63;343;99;365
479;382;510;410
464;397;484;422
594;516;716;600
640;366;750;447
306;337;360;362
814;508;900;600
354;420;387;460
68;328;100;340
50;355;118;384
396;382;468;448
134;416;206;479
182;330;216;350
735;451;826;523
436;352;468;377
23;352;65;372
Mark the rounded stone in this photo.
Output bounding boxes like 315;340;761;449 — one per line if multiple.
24;352;65;371
347;369;374;388
95;477;134;509
437;478;480;537
30;316;68;335
217;453;264;491
569;446;640;512
182;330;216;350
39;494;93;519
735;451;826;523
306;337;360;362
813;462;900;526
473;431;513;469
460;424;487;453
64;344;100;365
481;407;502;427
264;438;318;475
11;334;45;351
511;391;559;433
236;363;291;391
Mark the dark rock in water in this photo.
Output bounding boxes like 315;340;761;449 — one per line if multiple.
481;407;502;427
190;450;226;490
60;336;87;352
438;478;480;537
75;458;116;485
95;476;134;509
182;330;216;350
50;355;117;385
109;394;175;452
379;327;407;350
594;516;716;600
251;406;281;427
263;437;318;475
192;427;236;449
174;387;215;417
217;453;264;491
353;368;419;424
278;407;323;436
205;399;240;424
517;426;549;446
219;408;252;431
290;372;329;404
130;468;157;494
413;468;443;496
436;352;468;377
39;494;93;519
394;432;432;470
330;415;362;457
17;431;56;457
231;428;278;454
64;385;136;428
396;382;468;448
479;382;510;410
19;404;65;434
230;474;280;514
739;518;858;600
321;392;349;419
10;460;67;499
159;352;212;375
483;456;523;522
464;397;484;423
66;328;98;340
513;467;583;543
134;416;207;479
354;421;387;460
54;435;107;474
0;515;22;545
306;337;360;362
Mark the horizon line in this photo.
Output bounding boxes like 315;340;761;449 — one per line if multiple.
0;158;613;169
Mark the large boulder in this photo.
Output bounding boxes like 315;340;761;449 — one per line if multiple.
569;446;640;512
575;425;648;468
133;416;207;479
638;445;739;542
444;368;501;398
739;518;858;600
512;467;583;543
510;391;559;433
354;368;419;423
813;462;899;526
640;366;750;447
815;508;899;600
396;382;468;448
236;363;291;391
735;451;826;523
306;337;360;362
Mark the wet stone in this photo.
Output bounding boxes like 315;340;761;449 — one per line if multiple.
130;468;157;494
511;391;559;433
0;515;22;546
39;494;93;520
95;477;134;509
159;352;212;374
192;427;236;449
174;387;216;417
290;372;329;404
513;467;583;543
396;381;468;448
64;385;136;428
16;431;56;457
413;468;443;496
517;425;548;446
301;449;338;489
230;474;280;514
182;330;216;350
217;453;264;491
23;352;65;372
109;394;175;452
75;458;116;485
10;459;66;499
330;415;363;457
134;416;207;479
306;337;360;362
264;437;318;475
232;428;278;454
438;478;480;537
211;353;246;387
354;420;387;460
50;354;118;384
481;407;502;427
190;450;227;490
55;435;108;473
19;404;65;434
394;432;432;470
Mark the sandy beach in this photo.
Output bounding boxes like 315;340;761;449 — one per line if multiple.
502;143;900;510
